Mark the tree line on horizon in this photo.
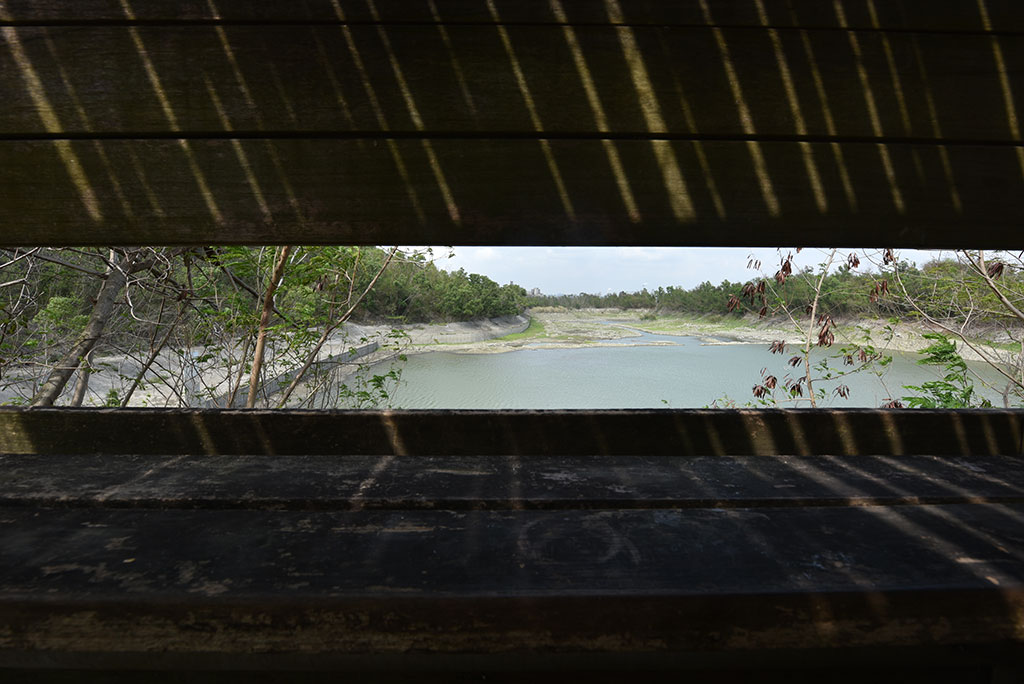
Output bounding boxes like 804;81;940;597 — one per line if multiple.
525;257;1024;326
2;246;1021;408
528;250;1024;408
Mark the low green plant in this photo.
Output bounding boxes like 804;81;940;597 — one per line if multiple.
902;333;991;408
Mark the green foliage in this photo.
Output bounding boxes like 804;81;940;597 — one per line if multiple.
0;246;529;408
895;256;1024;323
902;333;992;408
33;296;89;337
359;262;526;322
523;256;1024;325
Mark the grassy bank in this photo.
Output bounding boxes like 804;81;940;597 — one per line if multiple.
497;317;546;341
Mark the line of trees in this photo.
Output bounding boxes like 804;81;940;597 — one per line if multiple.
525;256;1024;328
4;245;1021;408
527;249;1024;408
726;249;1024;408
0;246;527;408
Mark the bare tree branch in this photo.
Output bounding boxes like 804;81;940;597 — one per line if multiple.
246;246;293;409
276;247;399;407
30;250;139;406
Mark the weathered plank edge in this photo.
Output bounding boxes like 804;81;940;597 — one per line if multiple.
3;453;1023;510
0;647;1016;680
1;408;1022;456
2;0;1024;33
2;589;1022;657
4;139;1022;249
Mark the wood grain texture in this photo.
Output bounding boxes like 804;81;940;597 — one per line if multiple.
3;25;1023;139
1;415;1022;668
2;452;1022;510
2;138;1022;247
2;0;1024;31
2;408;1022;456
1;503;1022;658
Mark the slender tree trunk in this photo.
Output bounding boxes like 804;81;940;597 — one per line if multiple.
31;252;130;407
800;249;836;408
69;349;94;407
246;246;292;408
225;334;253;408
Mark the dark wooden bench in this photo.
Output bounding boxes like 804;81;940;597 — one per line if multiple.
2;409;1023;681
2;1;1024;680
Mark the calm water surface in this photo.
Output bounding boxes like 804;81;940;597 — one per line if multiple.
383;328;1008;409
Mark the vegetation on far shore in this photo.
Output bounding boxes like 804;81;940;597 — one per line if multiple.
2;246;1022;408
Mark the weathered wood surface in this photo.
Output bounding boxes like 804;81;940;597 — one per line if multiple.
2;0;1024;31
3;6;1024;246
2;408;1023;456
0;450;1022;662
4;26;1022;139
2;139;1022;247
1;413;1022;672
2;452;1023;510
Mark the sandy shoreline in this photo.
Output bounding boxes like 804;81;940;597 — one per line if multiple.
402;308;1014;364
5;308;1007;407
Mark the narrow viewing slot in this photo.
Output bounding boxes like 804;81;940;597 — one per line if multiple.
1;246;1020;410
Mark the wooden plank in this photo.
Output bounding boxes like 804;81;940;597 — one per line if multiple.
1;138;1022;247
2;0;1024;32
2;408;1022;457
2;453;1023;510
0;503;1021;657
0;665;1008;684
3;26;1024;139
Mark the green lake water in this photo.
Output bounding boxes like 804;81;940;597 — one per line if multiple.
383;329;1009;409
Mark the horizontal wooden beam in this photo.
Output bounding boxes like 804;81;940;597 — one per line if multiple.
1;501;1022;658
2;408;1022;456
2;0;1024;32
2;411;1022;669
3;26;1022;139
3;452;1023;510
1;138;1020;247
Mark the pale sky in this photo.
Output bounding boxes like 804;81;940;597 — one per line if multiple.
418;247;941;295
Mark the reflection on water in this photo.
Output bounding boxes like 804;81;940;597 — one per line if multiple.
383;333;1009;409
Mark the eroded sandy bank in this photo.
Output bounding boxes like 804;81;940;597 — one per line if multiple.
408;309;1017;365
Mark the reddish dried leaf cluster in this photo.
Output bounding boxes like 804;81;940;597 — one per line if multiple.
753;367;779;398
775;252;794;285
869;279;890;304
733;279;769;317
817;314;835;347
